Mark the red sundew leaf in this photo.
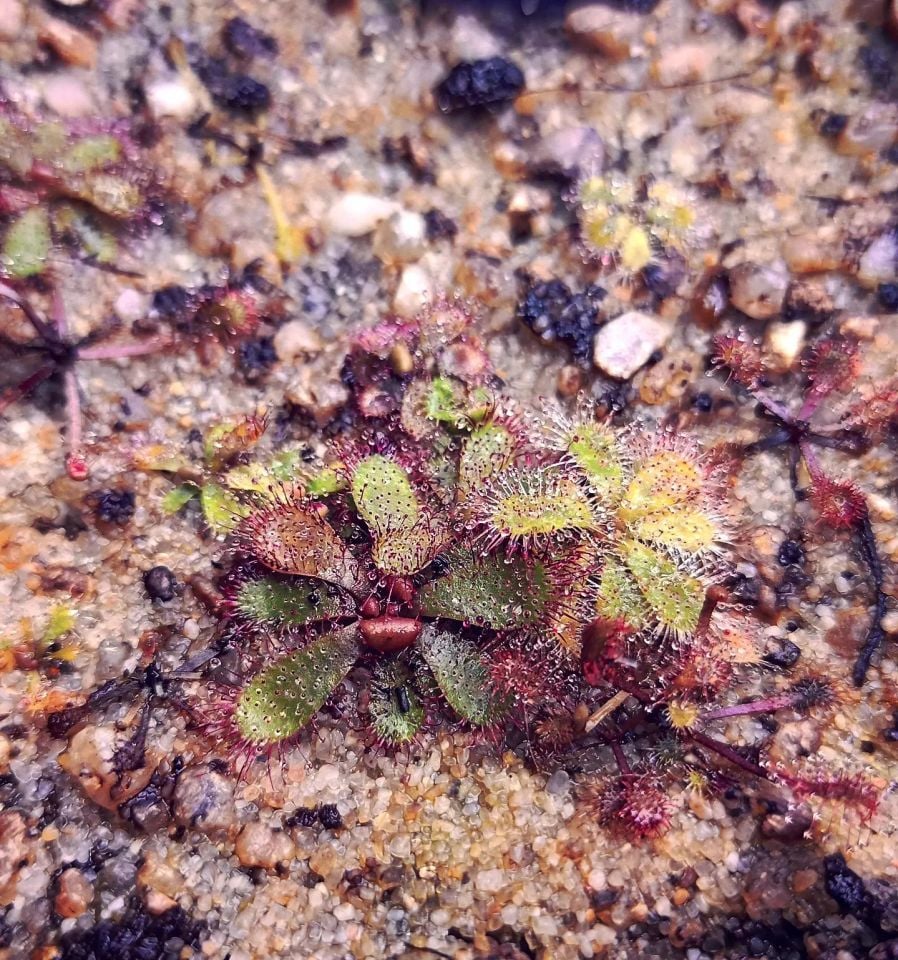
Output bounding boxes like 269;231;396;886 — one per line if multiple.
808;473;868;529
710;334;765;390
234;498;364;594
782;770;881;821
840;379;898;439
803;337;860;399
589;774;674;841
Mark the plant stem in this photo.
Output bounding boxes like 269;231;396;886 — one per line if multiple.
77;337;170;360
0;362;56;413
699;695;792;722
687;730;769;781
0;281;60;345
853;512;889;686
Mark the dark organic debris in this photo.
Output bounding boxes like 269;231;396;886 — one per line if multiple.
59;899;203;960
435;57;525;113
516;279;605;362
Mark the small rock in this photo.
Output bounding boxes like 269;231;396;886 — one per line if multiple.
55;868;93;919
529;126;603;179
692;89;770;129
764;320;806;370
545;769;570;796
857;230;898;288
37;15;98;69
145;890;179;915
235;822;296;870
837;103;898;156
474;868;506;893
273;320;323;362
728;261;790;319
191;187;274;259
781;231;843;274
143;565;176;602
146;78;198;121
760;802;814;842
0;812;31;904
113;288;148;324
286;353;350;426
172;765;237;838
0;0;24;41
449;13;501;61
137;853;183;899
592;311;672;380
393;264;432;317
58;725;156;811
373;210;427;265
42;75;94;118
564;3;646;61
783;277;834;322
652;43;717;86
325;193;398;238
222;16;278;59
317;803;342;830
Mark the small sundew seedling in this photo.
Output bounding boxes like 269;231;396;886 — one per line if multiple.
575;173;701;277
0;283;169;479
712;331;895;685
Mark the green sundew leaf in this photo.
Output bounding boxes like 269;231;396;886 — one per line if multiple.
352;454;420;531
633;509;717;555
565;423;626;502
484;470;598;545
304;466;345;498
351;454;445;575
418;551;549;628
621;539;704;634
426;376;468;427
2;207;51;278
43;605;76;644
595;556;650;631
161;482;200;514
372;515;448;577
233;628;359;746
30;121;67;164
369;658;425;744
456;423;518;502
418;626;508;726
53;204;117;263
72;173;142;220
269;450;302;483
234;575;352;629
60;135;122;174
203;416;265;470
201;482;250;535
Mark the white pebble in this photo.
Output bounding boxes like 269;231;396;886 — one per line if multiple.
146;78;198;121
474;868;506;893
393;264;432;317
0;0;24;40
113;288;149;324
593;311;672;379
326;193;398;238
273;320;323;362
42;75;94;117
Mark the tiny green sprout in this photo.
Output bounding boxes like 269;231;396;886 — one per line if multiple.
576;173;697;274
135;414;322;535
